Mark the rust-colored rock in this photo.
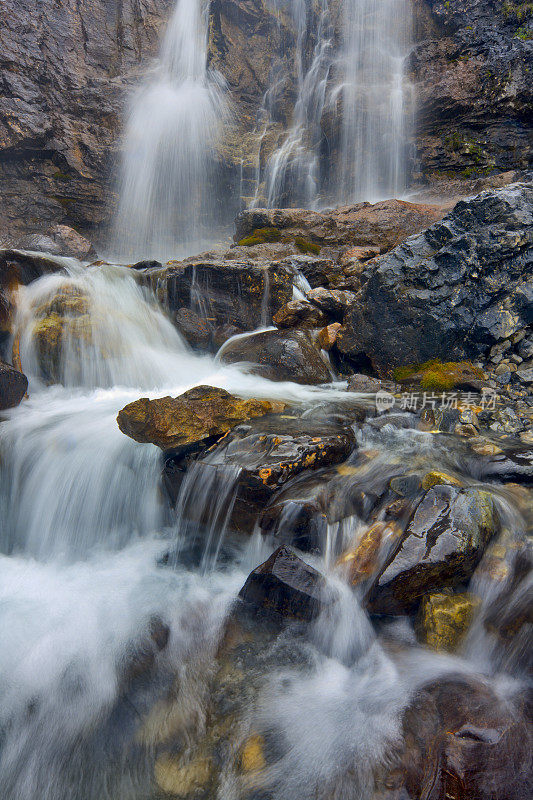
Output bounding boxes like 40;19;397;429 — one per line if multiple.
317;323;342;351
117;385;282;451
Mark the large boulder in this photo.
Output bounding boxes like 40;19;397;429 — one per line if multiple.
0;360;27;410
238;545;330;621
117;386;280;451
338;184;533;374
10;225;95;259
234;200;445;255
367;485;499;614
219;328;332;384
377;677;533;800
147;259;293;334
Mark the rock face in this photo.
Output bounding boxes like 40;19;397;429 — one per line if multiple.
0;0;173;242
147;259;293;339
238;545;329;621
234;201;445;255
367;485;499;614
338;185;533;374
117;386;279;451
10;225;96;259
219;329;332;384
0;360;28;410
412;0;533;185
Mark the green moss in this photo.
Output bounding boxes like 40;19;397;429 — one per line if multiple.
294;237;321;255
53;171;72;182
502;0;533;22
515;24;533;38
393;359;484;392
237;227;282;246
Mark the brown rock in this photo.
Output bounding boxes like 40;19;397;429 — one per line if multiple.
174;307;211;349
307;287;356;320
273;300;328;329
0;360;28;410
317;323;342;351
219;328;332;385
417;591;480;652
117;385;280;451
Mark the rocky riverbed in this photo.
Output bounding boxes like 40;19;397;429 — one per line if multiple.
0;181;531;799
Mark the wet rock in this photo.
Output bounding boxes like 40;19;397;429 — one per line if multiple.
273;300;328;329
32;285;93;383
338;522;401;588
154;754;214;798
347;373;382;393
0;360;28;410
282;254;341;289
238;545;330;621
234;201;445;256
219;329;332;384
317;323;342;351
117;386;280;451
148;260;293;333
338;185;533;374
13;225;96;259
367;486;499;614
393;360;485;392
416;591;480;652
174;308;211;350
383;677;533;800
307;287;356;321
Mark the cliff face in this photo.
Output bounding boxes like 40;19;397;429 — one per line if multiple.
0;0;530;242
0;0;173;241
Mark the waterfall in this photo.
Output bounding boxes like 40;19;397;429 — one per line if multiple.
111;0;228;262
336;0;413;202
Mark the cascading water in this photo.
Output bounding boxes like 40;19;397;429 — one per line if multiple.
111;0;228;262
337;0;414;202
0;261;530;799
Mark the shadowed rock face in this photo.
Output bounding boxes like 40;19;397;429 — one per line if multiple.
0;360;28;410
338;184;533;374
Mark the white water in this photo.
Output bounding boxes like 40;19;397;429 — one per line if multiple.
111;0;228;262
337;0;414;202
0;262;529;799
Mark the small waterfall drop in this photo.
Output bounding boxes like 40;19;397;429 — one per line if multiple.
337;0;413;202
111;0;228;262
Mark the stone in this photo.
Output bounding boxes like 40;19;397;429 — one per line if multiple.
147;259;293;334
238;545;330;621
317;322;342;351
154;755;213;797
339;245;380;264
346;373;382;393
337;522;400;587
382;677;533;800
417;591;480;652
273;300;328;329
367;486;499;614
117;386;280;451
240;734;266;773
174;308;211;350
337;185;533;375
234;201;445;256
393;360;485;392
219;328;332;384
306;287;356;320
281;255;341;289
421;470;463;491
0;360;28;410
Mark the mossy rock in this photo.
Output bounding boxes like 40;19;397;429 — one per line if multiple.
393;359;484;391
237;227;282;246
294;236;321;255
417;591;480;652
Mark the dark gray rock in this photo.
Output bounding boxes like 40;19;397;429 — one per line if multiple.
0;360;28;410
337;185;533;374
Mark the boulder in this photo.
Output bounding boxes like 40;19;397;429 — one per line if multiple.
416;591;480;652
380;677;533;800
273;299;328;329
238;545;330;621
234;200;445;255
12;225;95;259
317;323;342;351
117;386;280;451
219;328;332;384
307;287;356;321
281;254;342;289
174;307;211;350
337;185;533;375
0;360;28;410
367;486;499;614
147;259;293;333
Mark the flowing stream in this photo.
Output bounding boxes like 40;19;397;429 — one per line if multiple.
0;261;529;800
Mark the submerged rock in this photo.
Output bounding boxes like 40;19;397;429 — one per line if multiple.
381;676;533;800
0;359;27;410
219;328;332;384
416;591;480;653
239;545;330;621
367;486;499;614
117;386;280;451
337;185;533;374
